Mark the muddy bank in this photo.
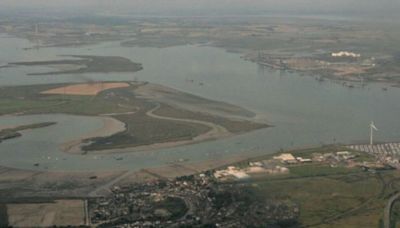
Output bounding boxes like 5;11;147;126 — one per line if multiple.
61;117;126;154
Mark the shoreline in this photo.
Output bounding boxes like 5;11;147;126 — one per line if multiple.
0;81;267;156
61;102;234;155
60;117;126;154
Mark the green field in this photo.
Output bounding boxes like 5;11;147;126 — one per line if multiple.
289;164;361;178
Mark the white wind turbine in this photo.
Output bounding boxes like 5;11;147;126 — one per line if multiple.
370;121;378;145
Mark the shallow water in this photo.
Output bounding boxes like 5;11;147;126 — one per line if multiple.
0;35;399;171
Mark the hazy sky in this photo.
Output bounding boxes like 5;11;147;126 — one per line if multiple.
1;0;399;18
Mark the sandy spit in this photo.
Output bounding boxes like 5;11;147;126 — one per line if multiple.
60;117;126;154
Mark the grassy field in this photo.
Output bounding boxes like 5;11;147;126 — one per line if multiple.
0;98;63;115
6;200;86;227
289;164;361;178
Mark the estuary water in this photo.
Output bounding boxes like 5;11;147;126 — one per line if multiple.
0;35;400;171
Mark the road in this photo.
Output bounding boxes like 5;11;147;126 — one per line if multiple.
147;102;231;141
88;170;134;197
384;192;400;228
